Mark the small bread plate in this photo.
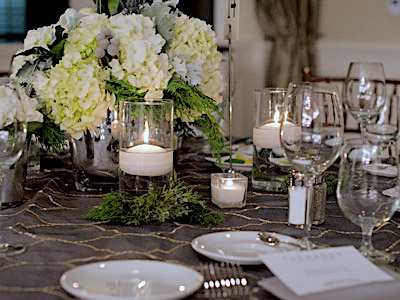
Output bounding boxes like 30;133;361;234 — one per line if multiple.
191;231;301;265
59;260;203;300
205;154;252;172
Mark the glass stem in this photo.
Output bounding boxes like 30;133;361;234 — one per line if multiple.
302;179;314;249
359;119;367;142
360;222;375;257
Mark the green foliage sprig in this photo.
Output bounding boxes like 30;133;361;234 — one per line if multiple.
165;77;226;157
87;180;224;227
105;78;146;104
28;111;66;152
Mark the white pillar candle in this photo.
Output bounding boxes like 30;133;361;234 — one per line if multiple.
211;179;246;206
119;144;173;177
288;186;307;225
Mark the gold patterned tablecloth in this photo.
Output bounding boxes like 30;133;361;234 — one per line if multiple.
0;152;399;300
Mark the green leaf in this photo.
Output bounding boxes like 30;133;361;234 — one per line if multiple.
108;0;120;15
13;46;51;59
141;2;176;45
27;121;42;134
93;0;111;15
50;39;66;64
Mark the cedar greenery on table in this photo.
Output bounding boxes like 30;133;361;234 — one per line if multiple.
87;180;224;227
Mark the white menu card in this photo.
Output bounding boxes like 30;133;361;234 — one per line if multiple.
259;246;393;296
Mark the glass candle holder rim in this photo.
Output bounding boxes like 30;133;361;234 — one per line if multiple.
211;173;248;180
287;82;341;100
119;99;173;106
288;81;339;90
255;87;286;94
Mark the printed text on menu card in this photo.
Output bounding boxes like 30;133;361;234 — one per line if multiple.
259;246;393;296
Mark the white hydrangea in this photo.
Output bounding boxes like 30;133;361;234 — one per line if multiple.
32;14;115;139
168;14;223;103
11;25;57;77
64;13;109;56
109;14;172;96
24;25;56;50
33;57;114;139
10;54;36;79
0;84;43;128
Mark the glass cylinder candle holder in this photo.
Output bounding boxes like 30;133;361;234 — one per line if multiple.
118;100;174;195
252;88;290;192
211;173;248;208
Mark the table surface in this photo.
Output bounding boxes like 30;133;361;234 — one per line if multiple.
0;149;399;300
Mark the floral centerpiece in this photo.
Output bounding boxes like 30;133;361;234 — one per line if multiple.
12;0;226;156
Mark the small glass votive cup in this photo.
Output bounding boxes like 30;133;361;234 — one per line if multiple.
118;99;174;195
211;173;248;208
252;88;290;192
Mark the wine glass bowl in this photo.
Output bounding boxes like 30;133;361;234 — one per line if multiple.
0;78;27;256
337;141;399;262
344;62;386;137
281;83;344;178
281;82;344;248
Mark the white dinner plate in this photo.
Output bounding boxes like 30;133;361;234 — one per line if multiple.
191;231;301;265
59;260;203;300
205;154;252;172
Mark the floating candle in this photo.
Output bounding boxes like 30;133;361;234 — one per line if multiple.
119;121;173;177
253;109;281;149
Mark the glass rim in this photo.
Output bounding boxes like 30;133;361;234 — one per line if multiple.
211;173;248;180
119;99;173;106
288;82;340;93
255;87;286;93
349;61;384;66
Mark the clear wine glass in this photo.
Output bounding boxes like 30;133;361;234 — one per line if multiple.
0;78;27;256
337;141;399;262
343;62;386;139
280;82;344;249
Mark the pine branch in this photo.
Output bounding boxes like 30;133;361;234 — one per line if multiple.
165;77;226;157
87;179;224;227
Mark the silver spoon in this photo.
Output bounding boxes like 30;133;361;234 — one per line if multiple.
258;232;305;249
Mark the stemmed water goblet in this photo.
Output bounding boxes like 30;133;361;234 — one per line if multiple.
337;141;399;263
343;62;386;140
280;82;344;249
0;78;27;256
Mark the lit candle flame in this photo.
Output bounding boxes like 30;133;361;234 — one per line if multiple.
273;108;280;123
144;121;149;144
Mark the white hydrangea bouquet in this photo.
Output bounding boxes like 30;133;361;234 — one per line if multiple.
12;0;226;155
0;80;42;129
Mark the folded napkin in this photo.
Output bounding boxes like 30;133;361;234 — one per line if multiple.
258;268;400;300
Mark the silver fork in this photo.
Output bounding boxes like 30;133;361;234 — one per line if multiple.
198;262;249;299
